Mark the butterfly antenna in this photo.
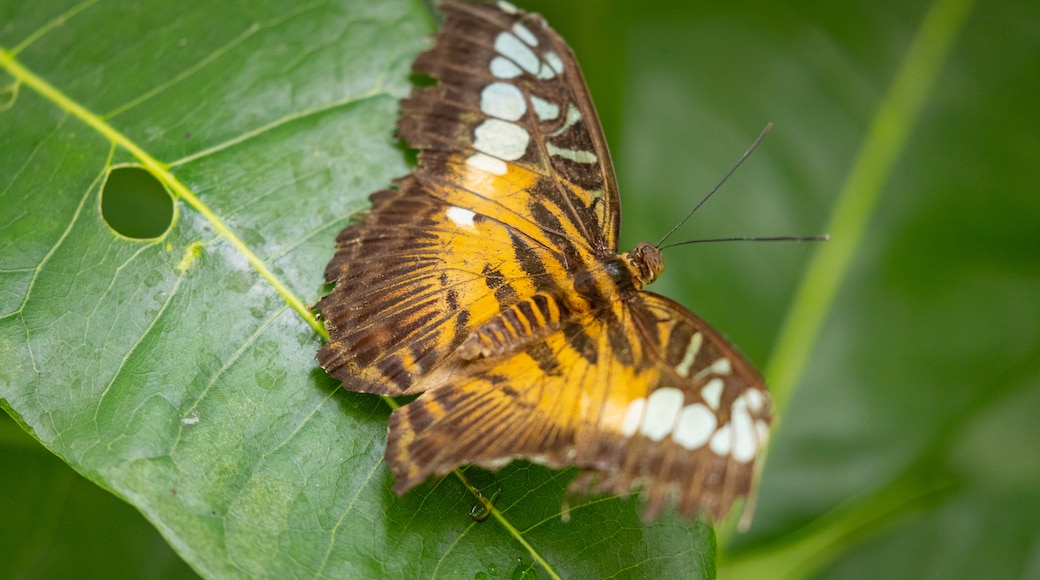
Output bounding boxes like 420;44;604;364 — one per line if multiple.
656;123;773;248
660;234;829;250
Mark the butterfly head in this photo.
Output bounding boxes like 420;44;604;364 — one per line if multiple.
625;242;665;287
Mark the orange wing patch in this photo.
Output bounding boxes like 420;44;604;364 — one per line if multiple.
316;0;773;522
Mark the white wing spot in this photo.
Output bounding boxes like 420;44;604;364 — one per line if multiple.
620;397;646;437
480;82;526;121
755;419;770;444
546;143;597;164
473;119;529;161
490;56;522;79
494;31;540;74
530;95;560;121
550;103;583;137
446;206;477;229
544;50;564;74
672;403;716;450
730;397;757;463
512;23;538;46
466;153;507;176
745;388;766;413
497;1;519;14
537;62;556;80
709;423;732;456
701;378;724;410
675;332;703;377
639;387;684;441
711;357;732;375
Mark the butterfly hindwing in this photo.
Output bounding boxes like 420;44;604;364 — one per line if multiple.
609;292;771;520
387;290;770;521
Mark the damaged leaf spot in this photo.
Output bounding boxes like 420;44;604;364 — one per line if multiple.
101;166;173;239
176;242;204;274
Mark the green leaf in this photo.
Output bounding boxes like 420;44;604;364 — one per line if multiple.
0;414;197;578
1;1;715;578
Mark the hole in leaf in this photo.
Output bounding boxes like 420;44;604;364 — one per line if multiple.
101;166;173;239
408;72;437;88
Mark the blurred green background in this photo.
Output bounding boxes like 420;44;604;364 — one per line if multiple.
530;0;1040;576
3;0;1038;577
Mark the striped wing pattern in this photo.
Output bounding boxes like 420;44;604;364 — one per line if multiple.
389;290;771;521
317;0;772;521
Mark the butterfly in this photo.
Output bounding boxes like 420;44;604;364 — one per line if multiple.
315;0;771;521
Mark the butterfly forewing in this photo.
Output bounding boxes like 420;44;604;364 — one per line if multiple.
319;0;620;395
401;1;621;254
317;0;773;522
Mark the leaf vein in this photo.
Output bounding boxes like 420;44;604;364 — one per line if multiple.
10;0;100;56
169;304;291;456
0;47;326;339
313;449;387;579
91;260;188;446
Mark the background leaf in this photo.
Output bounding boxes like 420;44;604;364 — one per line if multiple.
2;0;1037;579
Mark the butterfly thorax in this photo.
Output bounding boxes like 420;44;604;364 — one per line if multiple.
568;242;665;313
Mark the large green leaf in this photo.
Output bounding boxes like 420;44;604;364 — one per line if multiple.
3;0;1037;578
0;1;714;578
